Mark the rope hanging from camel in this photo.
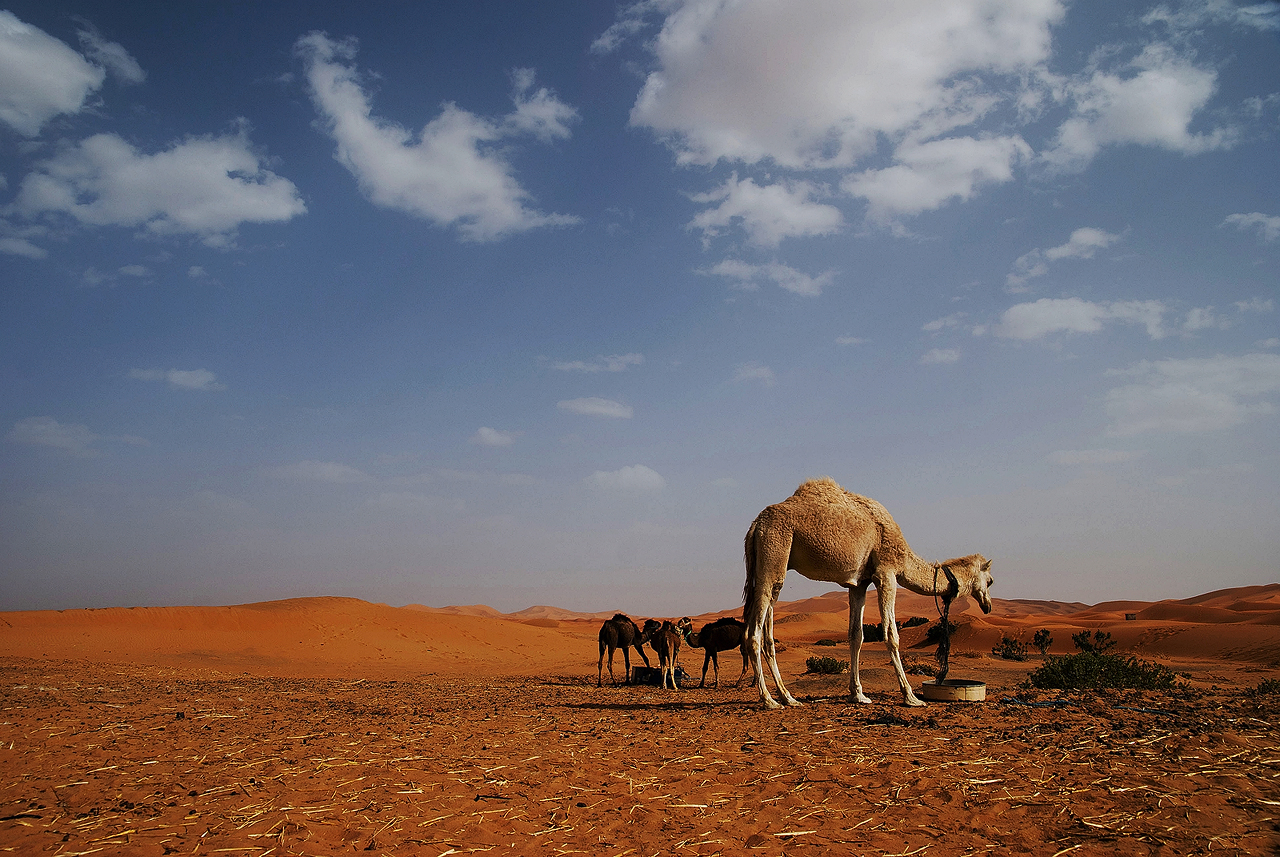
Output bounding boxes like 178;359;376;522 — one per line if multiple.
932;564;959;682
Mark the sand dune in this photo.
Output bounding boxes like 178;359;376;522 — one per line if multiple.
1;583;1278;679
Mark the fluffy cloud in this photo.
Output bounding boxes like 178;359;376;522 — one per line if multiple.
7;416;98;456
997;297;1167;340
1104;353;1280;435
13;130;305;247
470;427;518;447
557;397;634;418
627;1;1061;169
129;368;226;391
1007;227;1123;289
296;32;579;241
0;11;105;136
1222;212;1280;242
688;174;841;246
553;353;644;373
585;464;665;491
76;23;145;85
844;135;1030;223
701;259;834;297
1044;44;1231;171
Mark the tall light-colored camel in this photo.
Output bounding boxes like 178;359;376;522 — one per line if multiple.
597;614;658;686
650;620;683;689
675;616;752;688
743;478;993;709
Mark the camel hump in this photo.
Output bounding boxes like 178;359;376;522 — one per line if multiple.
610;613;631;623
707;616;745;628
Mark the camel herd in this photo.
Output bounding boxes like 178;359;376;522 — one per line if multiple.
597;478;996;708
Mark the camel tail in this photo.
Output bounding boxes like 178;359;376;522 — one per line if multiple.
742;516;762;627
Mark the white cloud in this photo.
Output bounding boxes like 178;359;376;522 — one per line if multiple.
585;464;665;491
996;297;1167;340
1222;212;1280;242
130;368;226;391
628;2;1062;169
923;313;966;332
0;235;48;258
1048;448;1141;465
920;348;960;365
76;24;145;85
702;259;833;297
0;11;104;136
1044;44;1232;171
844;135;1030;223
295;32;579;241
268;460;373;484
1105;353;1280;435
732;362;775;385
1006;227;1122;289
7;416;98;456
13;130;305;247
553;353;644;373
1142;1;1280;33
557;397;634;418
688;174;841;246
471;427;518;447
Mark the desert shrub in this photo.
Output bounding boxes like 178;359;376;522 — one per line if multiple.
902;616;929;628
815;638;841;647
1033;629;1053;655
992;635;1028;661
1025;652;1181;690
904;658;938;677
1071;630;1116;654
862;623;885;642
806;656;848;675
1250;678;1280;697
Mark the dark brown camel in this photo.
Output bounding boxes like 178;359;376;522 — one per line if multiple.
676;616;751;688
650;620;683;689
597;614;657;686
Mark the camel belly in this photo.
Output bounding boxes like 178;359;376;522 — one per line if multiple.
787;535;873;586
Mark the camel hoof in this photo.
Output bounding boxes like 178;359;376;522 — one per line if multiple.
785;697;804;707
763;698;784;710
853;693;873;705
904;696;927;708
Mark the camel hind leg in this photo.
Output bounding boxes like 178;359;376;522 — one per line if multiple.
847;585;873;704
744;521;801;708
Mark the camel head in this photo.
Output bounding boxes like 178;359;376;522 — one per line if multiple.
675;617;694;642
939;555;994;614
639;618;662;643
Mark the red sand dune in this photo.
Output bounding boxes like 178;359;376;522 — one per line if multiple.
1;583;1277;678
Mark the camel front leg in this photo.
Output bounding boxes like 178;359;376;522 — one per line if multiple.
635;643;651;668
621;647;632;684
597;642;606;687
847;585;872;704
764;599;802;707
878;581;926;707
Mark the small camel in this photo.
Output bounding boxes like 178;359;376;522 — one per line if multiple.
743;477;993;709
676;616;751;688
597;614;658;686
650;620;683;689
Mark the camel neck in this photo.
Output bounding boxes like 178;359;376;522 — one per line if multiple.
897;553;952;598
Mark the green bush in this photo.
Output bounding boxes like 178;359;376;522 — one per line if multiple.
1025;651;1181;690
806;656;848;675
1033;629;1053;655
992;635;1028;661
1071;630;1116;654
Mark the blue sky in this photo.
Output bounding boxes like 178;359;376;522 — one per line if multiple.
2;0;1278;614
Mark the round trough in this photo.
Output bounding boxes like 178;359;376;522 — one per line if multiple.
919;678;986;702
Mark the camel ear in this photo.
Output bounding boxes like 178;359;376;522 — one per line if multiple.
981;559;992;571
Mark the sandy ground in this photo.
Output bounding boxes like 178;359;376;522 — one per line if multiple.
1;584;1278;855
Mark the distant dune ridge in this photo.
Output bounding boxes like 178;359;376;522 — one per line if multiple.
1;584;1276;679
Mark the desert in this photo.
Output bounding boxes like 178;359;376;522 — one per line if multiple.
1;584;1278;855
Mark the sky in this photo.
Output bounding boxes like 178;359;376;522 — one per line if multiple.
1;0;1278;616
